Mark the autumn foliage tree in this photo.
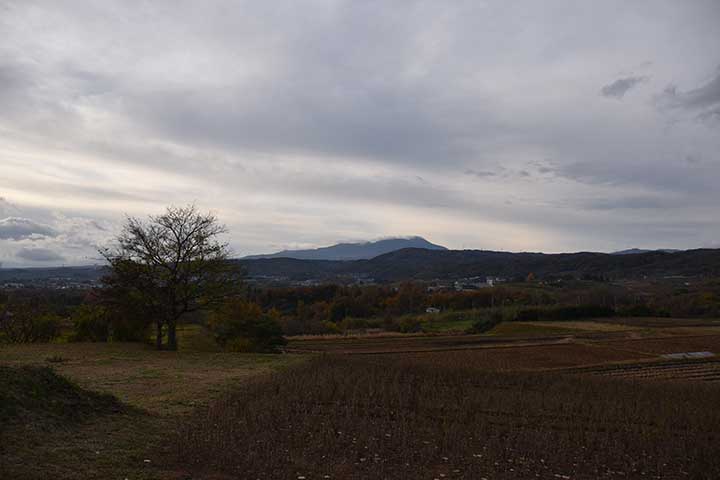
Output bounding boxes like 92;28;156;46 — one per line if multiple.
101;205;242;350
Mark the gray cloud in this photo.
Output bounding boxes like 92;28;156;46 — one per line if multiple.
555;156;719;196
465;169;498;178
697;107;720;125
655;69;720;127
657;71;720;111
600;76;648;98
0;217;57;240
579;196;679;211
16;246;66;263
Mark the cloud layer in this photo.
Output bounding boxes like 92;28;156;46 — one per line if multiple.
0;217;56;240
1;1;719;266
16;247;65;263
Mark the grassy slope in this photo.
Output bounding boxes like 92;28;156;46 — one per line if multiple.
0;342;301;414
0;365;155;480
0;365;121;425
0;329;304;480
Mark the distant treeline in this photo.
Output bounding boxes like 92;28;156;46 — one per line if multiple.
246;279;720;334
3;277;720;340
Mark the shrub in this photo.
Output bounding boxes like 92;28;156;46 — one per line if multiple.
0;302;61;344
208;299;287;353
107;310;151;342
616;304;670;317
67;302;151;343
466;310;504;334
339;316;384;332
389;315;422;333
322;321;342;334
515;308;540;322
69;304;110;342
224;337;255;353
512;304;615;322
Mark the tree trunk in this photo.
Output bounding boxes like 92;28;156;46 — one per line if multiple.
167;319;178;351
156;322;164;350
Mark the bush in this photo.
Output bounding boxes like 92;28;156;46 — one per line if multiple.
0;302;61;344
67;301;151;343
515;308;540;322
70;304;110;342
466;310;504;334
513;304;615;322
616;304;669;317
224;337;256;353
395;315;422;333
338;316;384;332
107;311;151;342
209;299;287;353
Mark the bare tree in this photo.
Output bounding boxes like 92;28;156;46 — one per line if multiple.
101;205;242;350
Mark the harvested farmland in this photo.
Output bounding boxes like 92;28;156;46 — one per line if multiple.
177;355;720;479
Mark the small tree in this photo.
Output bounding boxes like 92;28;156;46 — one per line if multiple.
101;205;242;350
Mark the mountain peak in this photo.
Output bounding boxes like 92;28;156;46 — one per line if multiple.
243;236;447;261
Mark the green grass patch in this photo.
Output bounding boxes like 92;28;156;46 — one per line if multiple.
486;322;582;337
420;313;476;333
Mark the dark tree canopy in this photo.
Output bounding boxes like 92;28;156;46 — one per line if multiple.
101;205;242;350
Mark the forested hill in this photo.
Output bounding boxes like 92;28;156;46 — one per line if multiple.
3;248;720;285
239;248;720;282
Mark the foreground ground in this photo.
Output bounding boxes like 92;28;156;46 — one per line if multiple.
3;318;720;479
0;339;302;479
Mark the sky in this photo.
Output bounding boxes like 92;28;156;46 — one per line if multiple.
1;0;720;267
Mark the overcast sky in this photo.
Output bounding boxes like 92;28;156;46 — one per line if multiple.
1;1;720;267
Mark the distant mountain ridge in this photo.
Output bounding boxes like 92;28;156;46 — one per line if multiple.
612;248;682;255
243;236;447;261
239;248;720;283
5;247;720;285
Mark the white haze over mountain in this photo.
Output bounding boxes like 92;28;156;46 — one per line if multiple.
1;1;719;266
